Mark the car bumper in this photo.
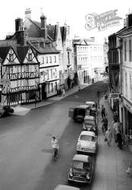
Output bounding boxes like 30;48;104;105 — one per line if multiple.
68;175;91;184
76;148;96;155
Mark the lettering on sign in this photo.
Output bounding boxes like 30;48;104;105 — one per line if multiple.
85;9;122;31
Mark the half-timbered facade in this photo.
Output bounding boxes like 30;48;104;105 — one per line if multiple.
0;45;40;106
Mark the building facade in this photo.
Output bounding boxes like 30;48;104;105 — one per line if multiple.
0;42;40;106
116;13;132;151
108;33;120;92
73;37;105;85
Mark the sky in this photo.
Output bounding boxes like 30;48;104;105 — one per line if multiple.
0;0;132;41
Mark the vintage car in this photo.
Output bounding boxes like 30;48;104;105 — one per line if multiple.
0;105;14;118
82;115;98;135
68;154;95;184
76;131;98;155
54;184;80;190
69;105;89;123
85;101;97;117
85;101;97;109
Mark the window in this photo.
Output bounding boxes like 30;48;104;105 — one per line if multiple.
124;40;127;61
46;56;48;63
49;56;52;63
129;39;132;62
9;53;14;62
54;56;56;63
125;72;127;96
130;74;132;100
28;53;32;61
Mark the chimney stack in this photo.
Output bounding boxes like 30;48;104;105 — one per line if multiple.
40;14;47;39
25;8;31;20
15;18;23;32
15;18;26;46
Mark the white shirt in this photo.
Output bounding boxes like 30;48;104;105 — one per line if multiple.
51;139;59;149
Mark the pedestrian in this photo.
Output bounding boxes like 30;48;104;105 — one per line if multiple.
113;119;120;143
105;127;112;146
62;88;65;97
51;136;59;160
116;131;123;149
102;116;108;134
101;105;106;119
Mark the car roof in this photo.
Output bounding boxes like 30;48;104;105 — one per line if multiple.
54;185;80;190
85;101;96;105
84;115;95;120
77;105;89;109
80;131;96;137
73;154;91;162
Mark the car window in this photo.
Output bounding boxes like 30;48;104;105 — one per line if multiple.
80;135;95;141
74;108;86;116
84;162;91;170
73;161;83;169
85;120;95;125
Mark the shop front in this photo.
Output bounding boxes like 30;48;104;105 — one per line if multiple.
123;98;132;152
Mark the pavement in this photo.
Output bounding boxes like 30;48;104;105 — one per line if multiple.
92;96;132;190
12;84;88;115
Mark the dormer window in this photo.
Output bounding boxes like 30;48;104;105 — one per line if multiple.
28;53;32;61
9;53;14;62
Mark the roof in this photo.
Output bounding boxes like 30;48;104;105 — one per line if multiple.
85;101;96;105
73;154;90;163
0;46;10;61
0;44;37;64
54;185;80;190
76;105;89;109
80;131;96;137
25;18;67;43
84;115;95;120
30;42;60;54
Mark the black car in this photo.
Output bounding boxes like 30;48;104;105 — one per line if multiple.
69;105;89;123
68;154;95;184
0;106;14;117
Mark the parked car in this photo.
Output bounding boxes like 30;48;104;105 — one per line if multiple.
69;105;89;123
85;101;97;109
0;106;14;118
68;154;95;184
76;131;98;155
82;115;98;135
54;184;80;190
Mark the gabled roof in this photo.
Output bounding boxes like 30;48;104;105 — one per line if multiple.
116;26;132;37
25;18;67;43
0;46;10;62
16;46;29;62
25;18;54;41
0;44;37;64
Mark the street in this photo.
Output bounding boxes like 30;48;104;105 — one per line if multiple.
0;82;107;190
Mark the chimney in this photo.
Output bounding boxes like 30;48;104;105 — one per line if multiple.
40;14;47;39
25;8;31;20
15;18;23;32
15;18;26;46
127;13;132;27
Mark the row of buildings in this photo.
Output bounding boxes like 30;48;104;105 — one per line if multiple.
108;13;132;151
0;8;107;106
